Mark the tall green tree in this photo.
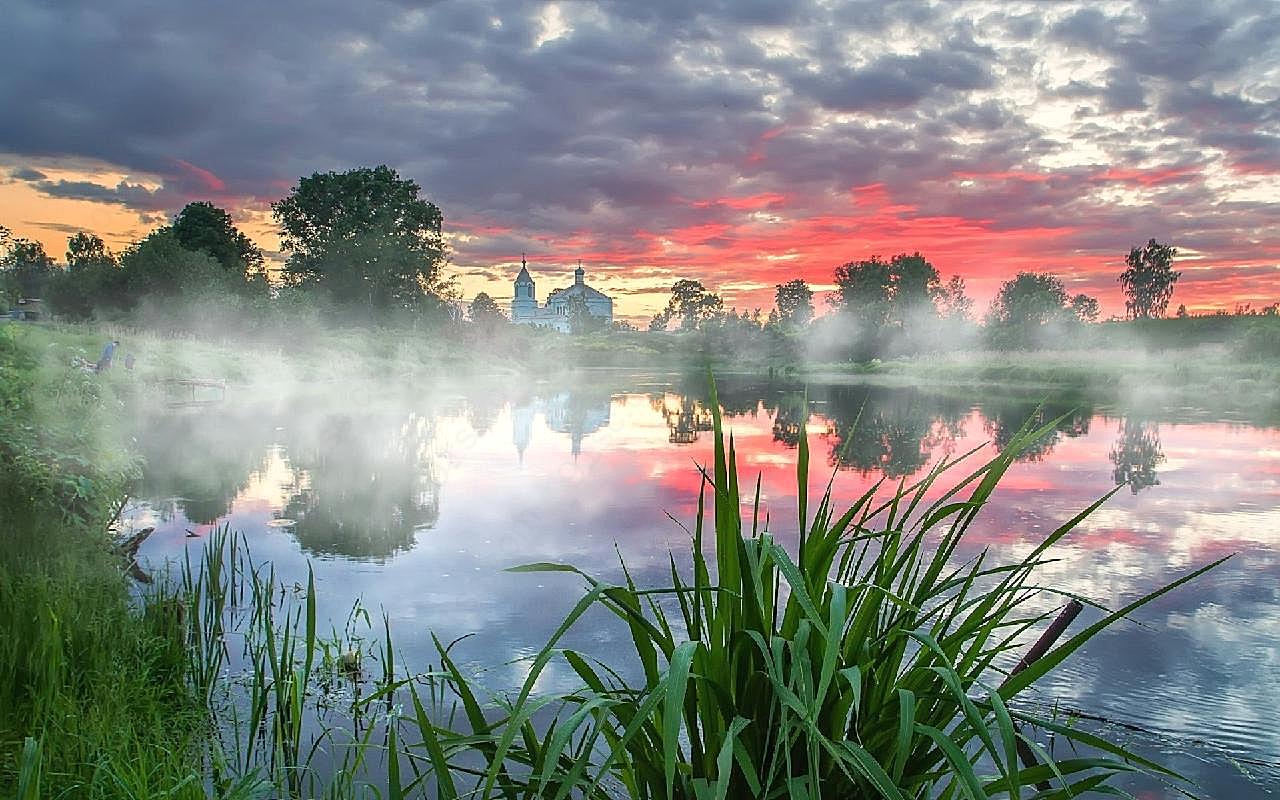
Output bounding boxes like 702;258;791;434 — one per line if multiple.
660;279;723;330
65;232;116;271
1069;293;1100;323
986;272;1097;348
565;293;607;334
469;291;505;325
888;252;942;319
938;275;974;321
119;228;223;297
832;256;893;326
172;201;264;279
273;166;450;310
47;232;125;319
1120;238;1179;319
773;278;814;327
1;236;55;299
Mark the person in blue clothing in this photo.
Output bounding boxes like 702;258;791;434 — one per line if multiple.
95;340;119;372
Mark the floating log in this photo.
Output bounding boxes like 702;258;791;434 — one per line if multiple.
113;526;155;559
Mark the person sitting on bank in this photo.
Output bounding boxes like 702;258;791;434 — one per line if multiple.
95;340;119;372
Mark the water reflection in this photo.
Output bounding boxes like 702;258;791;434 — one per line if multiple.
126;376;1280;797
512;389;612;458
1111;418;1165;493
818;386;967;477
281;411;441;561
134;405;275;525
981;397;1092;462
660;394;714;444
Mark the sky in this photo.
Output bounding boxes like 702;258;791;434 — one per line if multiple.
2;0;1278;321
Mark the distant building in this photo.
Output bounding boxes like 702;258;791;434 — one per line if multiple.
510;256;613;332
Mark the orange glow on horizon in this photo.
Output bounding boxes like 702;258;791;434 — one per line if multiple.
3;162;1277;323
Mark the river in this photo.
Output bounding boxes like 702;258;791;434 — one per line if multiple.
127;372;1280;798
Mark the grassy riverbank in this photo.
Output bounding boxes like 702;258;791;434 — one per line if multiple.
18;315;1280;398
805;345;1280;417
0;326;206;797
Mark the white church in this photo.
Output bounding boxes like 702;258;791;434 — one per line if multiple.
510;256;613;332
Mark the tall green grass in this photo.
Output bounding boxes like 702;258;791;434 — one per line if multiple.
495;384;1218;799
179;382;1215;799
0;325;211;798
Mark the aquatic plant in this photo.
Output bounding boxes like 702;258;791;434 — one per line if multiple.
492;383;1218;799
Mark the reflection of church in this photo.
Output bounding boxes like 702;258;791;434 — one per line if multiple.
511;390;612;458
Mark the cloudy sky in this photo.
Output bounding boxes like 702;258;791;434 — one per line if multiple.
2;0;1278;320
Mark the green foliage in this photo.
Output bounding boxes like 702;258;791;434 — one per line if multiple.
985;272;1096;349
832;255;894;327
0;235;55;300
830;253;958;360
773;278;814;327
0;327;202;799
470;291;507;325
45;232;127;320
496;397;1207;798
938;275;974;321
65;231;116;270
274;165;451;310
657;279;724;331
120;227;226;298
1236;317;1280;361
172;200;266;279
1120;239;1180;320
566;293;609;334
1069;293;1100;323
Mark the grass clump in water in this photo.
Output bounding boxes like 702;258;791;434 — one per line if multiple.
484;381;1218;799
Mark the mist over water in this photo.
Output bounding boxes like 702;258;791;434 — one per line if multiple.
123;373;1280;798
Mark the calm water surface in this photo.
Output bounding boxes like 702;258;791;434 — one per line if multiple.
127;374;1280;798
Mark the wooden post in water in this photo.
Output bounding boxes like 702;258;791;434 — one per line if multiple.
999;599;1084;790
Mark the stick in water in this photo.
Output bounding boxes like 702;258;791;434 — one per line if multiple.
999;599;1084;791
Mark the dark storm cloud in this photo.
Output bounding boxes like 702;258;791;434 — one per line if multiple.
0;0;1276;284
9;167;47;182
33;179;166;209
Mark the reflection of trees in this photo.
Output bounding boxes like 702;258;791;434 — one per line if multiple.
818;387;966;478
464;380;505;436
768;392;808;448
980;398;1092;462
134;406;272;524
663;395;714;444
1110;419;1164;494
284;411;441;561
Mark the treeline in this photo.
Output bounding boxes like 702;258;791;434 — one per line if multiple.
0;165;456;332
638;238;1280;362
